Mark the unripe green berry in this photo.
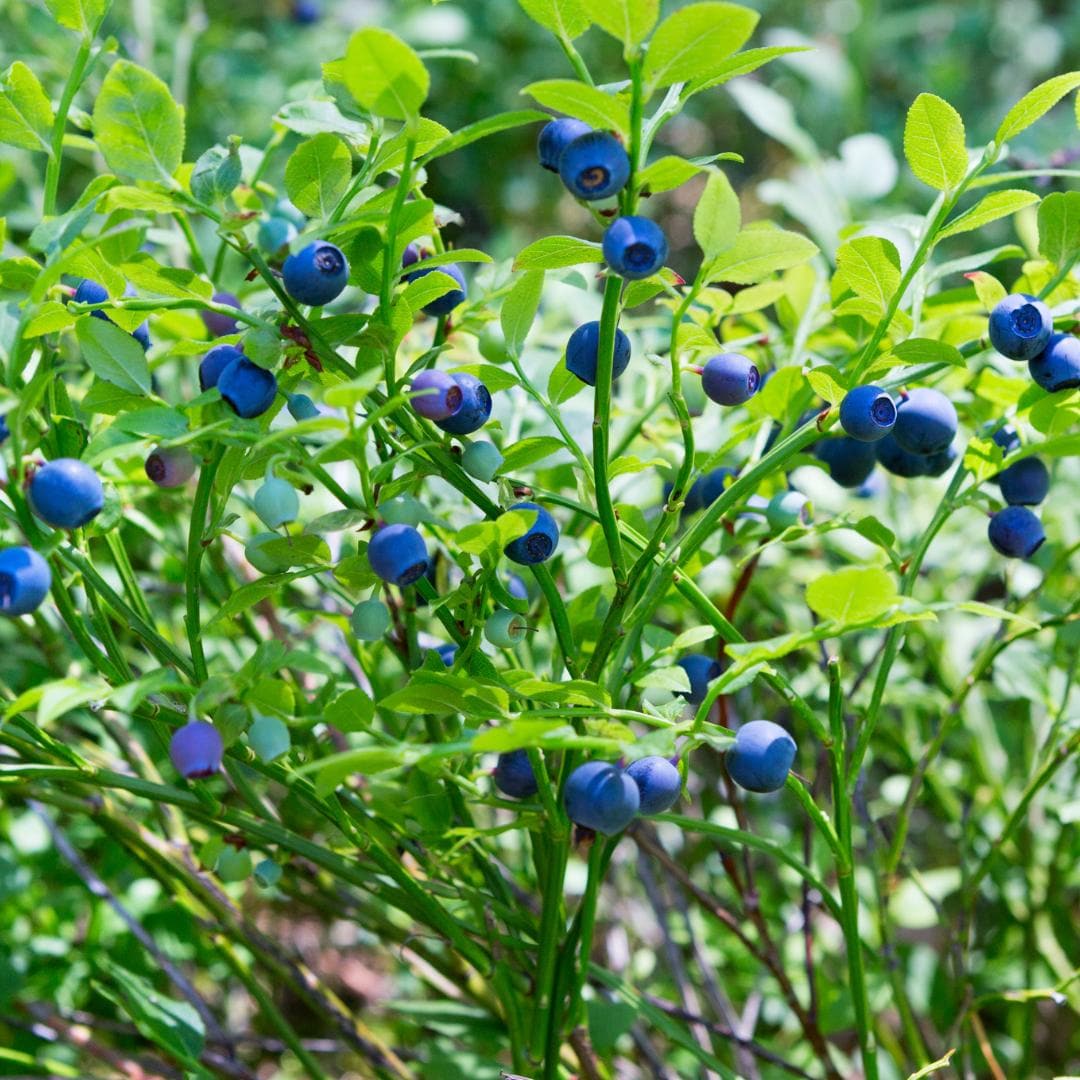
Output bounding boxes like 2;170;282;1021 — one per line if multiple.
461;440;503;482
216;847;253;883
478;325;508;363
248;714;290;762
350;598;390;640
379;495;424;526
254;476;299;529
766;490;812;532
254;859;282;888
485;608;527;647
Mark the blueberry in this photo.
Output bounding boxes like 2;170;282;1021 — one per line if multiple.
253;476;299;528
537;117;592;172
30;459;104;529
893;388;957;455
816;437;877;487
379;495;425;527
461;441;503;482
839;385;896;441
434;373;491;435
409;369;463;421
603;216;668;280
988;293;1053;362
766;490;812;531
679;468;734;515
726;720;797;793
401;243;421;269
506;573;529;601
248;714;290;763
436;642;459;666
219;357;278;418
922;443;958;478
245;532;290;574
997;456;1049;505
216;848;253;883
201;292;242;338
406;263;467;317
563;761;640;834
1029;332;1080;392
485;609;527;647
287;393;320;421
702;353;760;406
875;433;927;478
350;598;390;640
0;546;51;616
493;749;538;798
988;505;1045;559
992;425;1021;455
625;756;681;815
565;321;632;386
0;414;8;444
291;0;321;23
199;344;244;392
558;131;630;200
368;523;429;587
676;653;721;705
504;502;559;565
73;279;149;349
282;241;349;306
145;445;197;488
258;216;298;257
169;721;224;779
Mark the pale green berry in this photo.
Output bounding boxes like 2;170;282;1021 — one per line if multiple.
766;490;812;532
461;441;503;482
350;598;391;640
485;608;527;647
216;847;253;883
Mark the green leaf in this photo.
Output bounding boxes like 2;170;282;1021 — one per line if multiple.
75;316;150;394
888;338;966;367
122;253;213;300
190;143;242;204
285;133;352;219
513;235;603;270
966;270;1008;312
501;269;545;357
705;227;818;285
995;71;1080;145
685;45;811;97
938;189;1040;241
523;79;629;136
400;269;461;313
637;155;704;195
643;2;760;91
44;0;111;35
806;566;897;624
693;169;741;260
113;407;188;438
0;62;55;154
903;92;967;192
343;28;429;121
92;60;185;183
517;0;591;40
835;235;901;311
636;665;692;693
584;0;658;49
499;435;566;474
1037;190;1080;265
25;302;74;338
324;688;376;733
422;109;550;162
456;509;535;559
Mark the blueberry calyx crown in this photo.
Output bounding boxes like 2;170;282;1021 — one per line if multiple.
871;396;896;425
524;532;553;562
314;246;345;275
1010;302;1044;338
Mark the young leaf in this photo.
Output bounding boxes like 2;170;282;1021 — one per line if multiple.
92;60;185;183
637;155;704;195
903;92;967;192
965;270;1007;312
285;133;352;218
344;27;429;121
517;0;591;40
513;235;604;270
937;189;1040;241
1036;190;1080;265
583;0;658;49
806;566;897;624
0;62;55;154
686;45;811;97
422;109;551;163
44;0;111;36
190;143;242;204
704;227;818;285
75;316;151;395
693;169;741;260
643;2;760;91
501;269;545;357
995;71;1080;146
888;338;965;367
835;235;901;311
523;79;630;136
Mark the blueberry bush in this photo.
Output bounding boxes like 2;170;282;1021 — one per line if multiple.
1;1;1080;1078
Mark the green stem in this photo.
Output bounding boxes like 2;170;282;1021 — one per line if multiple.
186;445;225;682
42;37;93;217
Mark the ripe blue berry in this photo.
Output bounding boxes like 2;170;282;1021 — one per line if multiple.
219;357;278;418
0;546;51;616
407;263;467;317
676;654;721;705
701;353;760;406
350;598;390;640
291;0;321;23
0;414;8;444
992;425;1021;455
145;445;197;488
504;502;559;565
565;321;632;386
485;609;527;647
839;385;896;441
625;756;681;815
287;393;320;421
436;642;458;666
245;532;289;574
816;437;877;487
988;505;1045;559
368;523;430;587
766;490;812;532
253;476;299;528
506;573;529;601
559;131;630;200
563;761;640;834
248;714;290;762
602;216;668;280
30;459;104;529
73;279;150;350
493;749;538;798
997;456;1049;506
988;293;1053;361
409;369;463;421
401;243;421;269
201;291;242;337
282;241;349;306
701;467;736;508
893;388;957;455
199;344;244;392
258;216;298;257
169;721;224;779
922;444;958;478
726;720;797;793
1029;332;1080;392
875;433;927;478
538;117;592;171
434;373;491;435
461;441;504;482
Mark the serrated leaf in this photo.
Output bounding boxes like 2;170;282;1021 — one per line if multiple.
995;72;1080;145
523;79;629;136
501;269;545;357
903;92;967;192
584;0;658;48
513;235;603;271
643;2;759;91
938;189;1040;241
0;62;55;154
285;133;352;219
92;60;185;183
806;566;897;624
835;235;901;311
344;28;429;121
1037;190;1080;265
693;169;741;260
517;0;591;39
75;316;150;394
705;227;818;285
